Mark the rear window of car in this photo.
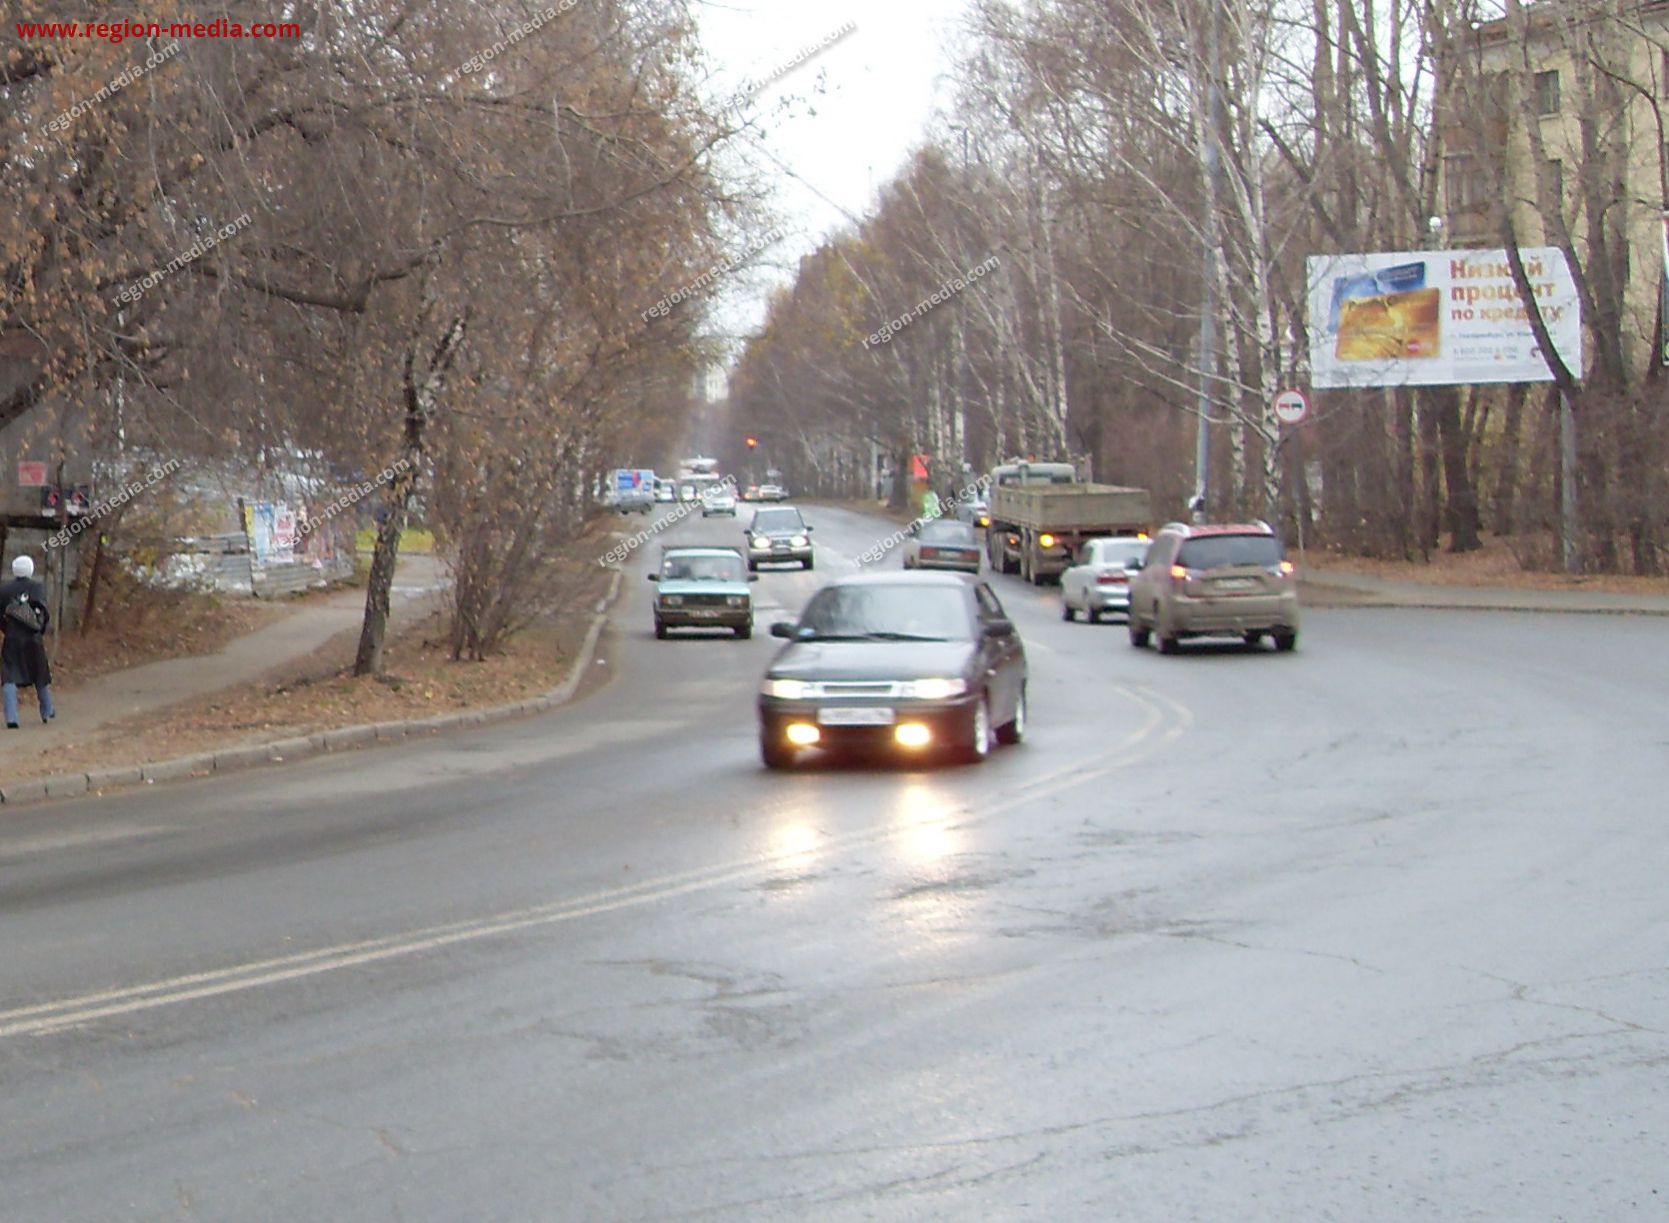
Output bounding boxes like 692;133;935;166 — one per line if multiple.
1100;539;1149;567
1177;534;1282;569
919;520;977;544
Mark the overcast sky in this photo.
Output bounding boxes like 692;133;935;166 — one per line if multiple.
690;0;975;345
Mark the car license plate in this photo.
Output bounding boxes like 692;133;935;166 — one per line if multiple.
1218;577;1258;590
691;609;720;617
817;706;895;726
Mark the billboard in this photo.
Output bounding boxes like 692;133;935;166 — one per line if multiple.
1307;247;1581;388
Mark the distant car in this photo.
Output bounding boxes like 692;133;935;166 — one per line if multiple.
1060;536;1150;623
745;505;813;570
902;518;982;572
741;485;761;502
758;483;787;502
1127;521;1299;654
758;572;1027;768
649;546;757;639
701;486;738;516
678;484;698;503
654;481;676;503
955;498;991;529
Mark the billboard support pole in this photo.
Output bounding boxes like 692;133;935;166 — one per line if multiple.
1559;388;1579;575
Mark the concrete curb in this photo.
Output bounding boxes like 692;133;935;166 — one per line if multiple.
0;568;623;809
1301;575;1669;616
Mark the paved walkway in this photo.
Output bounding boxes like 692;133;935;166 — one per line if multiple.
0;555;446;772
1302;569;1669;615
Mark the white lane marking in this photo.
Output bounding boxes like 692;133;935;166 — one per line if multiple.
0;685;1192;1041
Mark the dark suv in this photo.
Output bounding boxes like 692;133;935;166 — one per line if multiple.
1126;522;1298;653
745;505;813;570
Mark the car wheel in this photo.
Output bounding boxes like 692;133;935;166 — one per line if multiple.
959;697;994;764
1273;630;1298;652
1129;621;1150;648
747;561;758;573
803;556;814;571
996;685;1026;746
1158;632;1180;655
760;737;794;770
655;622;668;640
736;622;752;640
1061;597;1075;622
1087;606;1102;624
1243;631;1264;647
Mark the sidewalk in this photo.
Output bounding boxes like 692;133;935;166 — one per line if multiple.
1301;569;1669;615
0;554;447;773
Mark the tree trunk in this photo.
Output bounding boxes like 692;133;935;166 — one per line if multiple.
1435;387;1483;552
1491;383;1525;535
1416;391;1440;558
354;310;466;677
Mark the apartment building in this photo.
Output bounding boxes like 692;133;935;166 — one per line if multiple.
1438;0;1668;380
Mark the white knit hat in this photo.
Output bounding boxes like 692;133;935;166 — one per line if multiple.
12;556;33;578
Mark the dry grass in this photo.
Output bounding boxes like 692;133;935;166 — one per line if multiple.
1297;534;1669;595
8;565;611;784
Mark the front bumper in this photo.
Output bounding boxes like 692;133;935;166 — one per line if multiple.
759;694;976;753
657;607;751;630
750;543;812;564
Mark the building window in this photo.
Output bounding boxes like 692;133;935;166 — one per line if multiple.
1444;155;1489;213
1534;70;1561;115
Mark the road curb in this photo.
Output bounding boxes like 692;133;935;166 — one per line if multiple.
0;568;623;809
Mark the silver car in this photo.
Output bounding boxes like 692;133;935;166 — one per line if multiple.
1060;536;1149;623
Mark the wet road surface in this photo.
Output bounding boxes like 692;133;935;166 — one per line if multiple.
3;504;1667;1220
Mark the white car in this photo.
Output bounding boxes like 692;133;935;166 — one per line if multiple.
702;487;738;516
1060;536;1150;623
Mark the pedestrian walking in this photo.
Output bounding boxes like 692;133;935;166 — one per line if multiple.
1;555;55;728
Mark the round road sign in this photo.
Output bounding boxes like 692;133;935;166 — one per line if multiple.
1273;388;1309;426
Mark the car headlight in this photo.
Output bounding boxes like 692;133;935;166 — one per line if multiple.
750;536;771;550
789;535;809;547
660;595;684;607
900;677;967;700
761;678;812;699
727;595;748;608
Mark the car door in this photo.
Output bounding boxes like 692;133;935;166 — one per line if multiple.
973;582;1022;721
1063;542;1094;609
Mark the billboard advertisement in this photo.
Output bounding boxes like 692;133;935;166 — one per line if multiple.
1307;247;1581;388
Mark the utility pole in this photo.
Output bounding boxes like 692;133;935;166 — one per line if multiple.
1192;2;1223;525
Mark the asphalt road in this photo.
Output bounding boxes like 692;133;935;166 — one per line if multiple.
3;503;1666;1221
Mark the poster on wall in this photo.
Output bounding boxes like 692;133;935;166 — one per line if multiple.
1307;247;1581;388
247;502;297;565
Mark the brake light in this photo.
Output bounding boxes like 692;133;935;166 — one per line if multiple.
1170;564;1188;580
1096;571;1127;585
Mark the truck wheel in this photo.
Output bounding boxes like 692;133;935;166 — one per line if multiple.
1129;621;1150;648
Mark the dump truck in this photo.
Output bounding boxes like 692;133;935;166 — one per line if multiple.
984;459;1152;584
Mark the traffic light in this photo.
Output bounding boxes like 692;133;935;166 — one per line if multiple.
745;435;758;449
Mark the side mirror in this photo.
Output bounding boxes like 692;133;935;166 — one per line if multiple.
983;618;1016;638
770;621;795;638
748;574;760;582
645;573;660;582
803;524;814;533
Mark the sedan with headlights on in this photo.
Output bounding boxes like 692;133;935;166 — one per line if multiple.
758;572;1027;769
745;505;814;570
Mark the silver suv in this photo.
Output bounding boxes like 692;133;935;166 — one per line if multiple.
1127;522;1298;653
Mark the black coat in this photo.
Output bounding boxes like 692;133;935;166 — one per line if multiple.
0;576;52;688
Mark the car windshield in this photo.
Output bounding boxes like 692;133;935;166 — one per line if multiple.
752;511;802;533
798;584;971;641
661;554;745;581
1177;534;1282;569
918;520;977;545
